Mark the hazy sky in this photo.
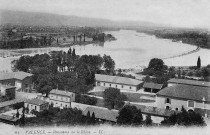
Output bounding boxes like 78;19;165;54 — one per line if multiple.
1;0;210;29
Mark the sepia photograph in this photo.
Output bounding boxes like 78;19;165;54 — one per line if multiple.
0;0;210;135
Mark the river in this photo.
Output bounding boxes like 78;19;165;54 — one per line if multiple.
1;30;210;72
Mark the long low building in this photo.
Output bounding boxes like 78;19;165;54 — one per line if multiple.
95;74;143;92
71;102;175;124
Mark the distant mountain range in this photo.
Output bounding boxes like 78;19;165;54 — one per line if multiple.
0;9;164;28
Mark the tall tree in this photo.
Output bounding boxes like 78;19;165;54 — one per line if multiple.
72;48;76;58
148;58;165;71
103;55;115;74
117;105;143;125
68;48;72;55
197;56;201;69
144;114;153;126
132;109;143;126
103;88;127;109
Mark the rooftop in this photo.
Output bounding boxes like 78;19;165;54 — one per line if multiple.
168;78;210;87
143;82;163;90
50;89;75;97
0;114;19;122
95;74;143;86
83;106;118;122
25;98;48;105
0;72;33;81
0;98;26;108
0;85;16;89
157;84;210;103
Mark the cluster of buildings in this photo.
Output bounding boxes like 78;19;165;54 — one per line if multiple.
93;74;210;123
0;71;210;125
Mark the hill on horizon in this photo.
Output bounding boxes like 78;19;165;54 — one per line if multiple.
0;9;162;28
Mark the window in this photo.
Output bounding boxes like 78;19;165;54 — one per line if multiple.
104;83;105;86
121;85;124;88
66;97;68;101
166;106;170;110
166;98;171;104
97;82;100;86
116;85;117;88
109;84;111;87
129;86;132;89
35;106;37;110
65;105;67;108
61;104;62;107
61;97;63;100
56;96;58;99
188;101;195;108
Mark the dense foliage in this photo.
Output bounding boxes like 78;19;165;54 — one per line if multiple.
0;26;116;49
24;107;98;127
143;30;210;49
117;105;154;126
12;49;115;96
103;88;127;109
142;58;171;87
75;94;97;105
117;105;143;126
161;107;206;127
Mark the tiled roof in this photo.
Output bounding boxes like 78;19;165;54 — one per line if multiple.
25;98;48;105
0;114;19;122
0;98;26;108
50;89;74;97
0;85;16;89
168;79;210;87
0;72;33;80
95;74;143;86
157;84;210;103
143;82;163;89
83;106;118;122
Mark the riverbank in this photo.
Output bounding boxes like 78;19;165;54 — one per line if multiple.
137;30;210;50
1;30;210;72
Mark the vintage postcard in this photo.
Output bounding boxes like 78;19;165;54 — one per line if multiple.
0;0;210;135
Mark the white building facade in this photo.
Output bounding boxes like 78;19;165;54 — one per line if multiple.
48;89;75;109
95;74;143;92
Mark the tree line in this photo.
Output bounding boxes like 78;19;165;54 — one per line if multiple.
12;48;115;96
20;104;206;127
143;30;210;49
